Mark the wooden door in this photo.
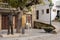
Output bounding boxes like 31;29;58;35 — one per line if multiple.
2;15;8;29
15;15;18;28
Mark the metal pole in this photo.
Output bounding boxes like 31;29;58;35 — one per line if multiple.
49;3;54;25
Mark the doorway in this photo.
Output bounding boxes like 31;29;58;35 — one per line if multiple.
2;14;9;29
57;10;60;19
26;14;32;28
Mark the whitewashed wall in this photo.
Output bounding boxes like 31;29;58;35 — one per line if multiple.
51;0;60;21
34;4;50;22
51;6;57;21
32;4;57;24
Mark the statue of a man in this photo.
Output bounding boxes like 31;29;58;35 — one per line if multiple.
7;14;13;35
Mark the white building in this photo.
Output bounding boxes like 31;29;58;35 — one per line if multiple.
31;0;51;25
52;0;60;19
31;0;60;25
25;0;59;27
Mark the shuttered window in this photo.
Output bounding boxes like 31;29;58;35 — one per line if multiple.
36;10;39;19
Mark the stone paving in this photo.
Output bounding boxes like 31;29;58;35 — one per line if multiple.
0;20;59;40
52;21;60;32
0;29;60;40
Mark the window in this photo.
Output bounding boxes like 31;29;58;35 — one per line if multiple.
53;9;56;12
42;10;44;14
46;9;49;14
36;10;39;19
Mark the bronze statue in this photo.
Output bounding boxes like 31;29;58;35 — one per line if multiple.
7;14;13;35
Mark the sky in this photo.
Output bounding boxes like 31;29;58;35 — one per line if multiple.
52;0;58;4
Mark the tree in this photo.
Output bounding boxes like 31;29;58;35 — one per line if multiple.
3;0;45;10
48;0;52;3
0;0;2;2
3;0;45;33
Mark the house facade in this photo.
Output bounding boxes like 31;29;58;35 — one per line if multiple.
30;0;51;27
52;0;60;19
0;2;32;30
0;2;20;30
22;12;32;28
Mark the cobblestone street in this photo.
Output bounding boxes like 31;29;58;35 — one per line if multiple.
0;29;60;40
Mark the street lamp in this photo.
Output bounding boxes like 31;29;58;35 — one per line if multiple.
49;3;54;25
